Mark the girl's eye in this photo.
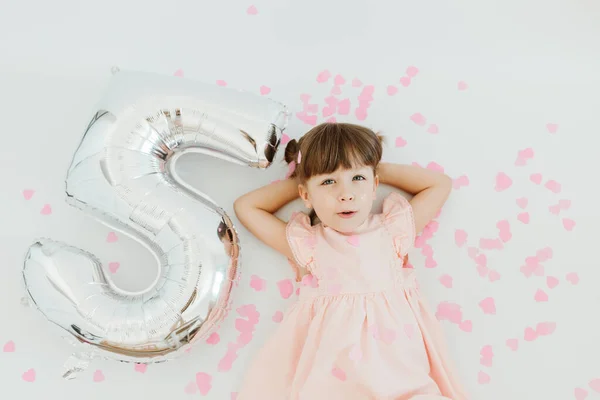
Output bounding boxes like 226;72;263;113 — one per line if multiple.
321;175;366;185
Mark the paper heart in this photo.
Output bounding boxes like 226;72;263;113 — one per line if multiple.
406;66;419;77
439;274;453;288
250;275;267;291
574;388;588;400
173;69;184;77
387;85;398;96
457;81;468;90
530;173;542;184
399;76;411;87
524;327;538;341
246;5;258;15
93;370;105;382
259;85;271;95
395;136;407;147
488;270;501;282
506;338;518;351
562;218;576;231
409;113;426;126
516;197;528;209
566;272;579;284
134;363;147;373
588;378;600;392
277;279;294;299
108;262;120;274
517;212;530;224
331;85;342;95
352;78;362;87
316;70;331;83
452;175;469;189
40;204;52;215
3;340;15;352
546;123;558;133
534;289;548;302
216;80;227;87
454;230;467;246
478;371;490;384
333;74;346;85
22;368;36;382
459;320;472;332
23;189;35;200
476;265;489;277
545;180;561;193
536;321;556;336
479;297;496;315
206;332;220;345
427;124;439;134
184;380;197;394
546;276;559;289
106;232;118;242
196;372;212;395
495;172;512;192
548;204;561;215
272;311;284;323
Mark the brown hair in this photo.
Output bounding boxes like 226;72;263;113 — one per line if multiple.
283;122;386;225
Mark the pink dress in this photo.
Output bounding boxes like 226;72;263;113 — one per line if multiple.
236;192;468;400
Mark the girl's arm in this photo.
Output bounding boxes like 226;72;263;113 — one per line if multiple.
378;162;452;234
233;178;300;260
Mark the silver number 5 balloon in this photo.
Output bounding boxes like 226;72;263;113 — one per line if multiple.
22;69;289;379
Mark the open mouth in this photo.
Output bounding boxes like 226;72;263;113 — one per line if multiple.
338;211;357;218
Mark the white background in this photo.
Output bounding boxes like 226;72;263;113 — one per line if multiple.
1;0;599;399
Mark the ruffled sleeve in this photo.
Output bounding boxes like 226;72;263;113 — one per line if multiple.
381;192;416;259
285;211;317;282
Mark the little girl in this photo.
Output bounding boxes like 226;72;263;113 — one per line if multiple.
233;122;467;399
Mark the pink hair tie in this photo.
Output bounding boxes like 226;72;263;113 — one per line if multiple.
297;150;302;164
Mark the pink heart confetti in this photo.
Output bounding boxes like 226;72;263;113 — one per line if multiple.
589;378;600;392
23;189;35;200
517;212;530;224
488;270;501;282
316;70;331;83
334;74;346;85
479;297;496;315
277;279;294;299
184;380;197;394
516;197;528;209
439;274;453;288
478;371;490;384
410;113;426;126
206;332;220;345
545;180;561;193
546;276;559;289
530;173;542;184
406;66;419;77
108;262;120;274
387;85;398;96
395;136;407;147
22;368;36;382
106;232;118;243
506;338;518;351
173;69;184;77
272;311;284;323
566;272;579;284
259;85;271;95
536;321;556;336
459;320;472;332
134;363;147;373
427;124;439;134
246;5;258;15
250;275;267;292
562;218;576;231
40;204;52;215
546;123;558;134
534;289;548;302
196;372;212;395
457;81;468;91
3;340;15;352
399;76;411;87
93;370;105;382
574;388;588;400
495;172;512;191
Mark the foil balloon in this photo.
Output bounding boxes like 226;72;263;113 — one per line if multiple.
22;68;289;379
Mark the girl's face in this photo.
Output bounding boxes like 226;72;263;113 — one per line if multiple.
299;164;379;234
